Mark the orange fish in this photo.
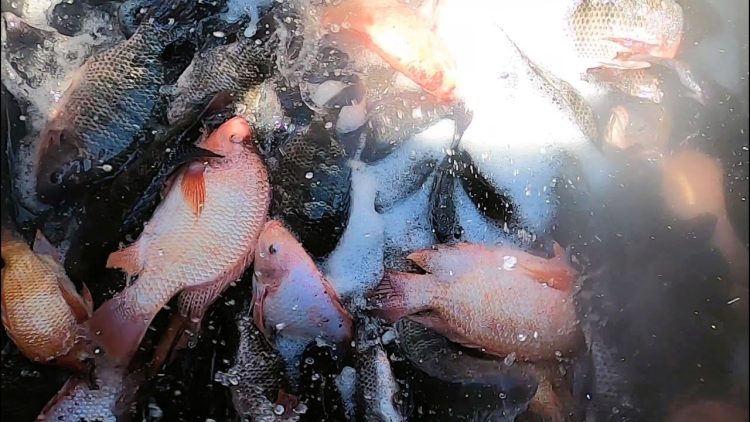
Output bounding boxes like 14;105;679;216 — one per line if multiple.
252;220;353;346
370;242;581;361
86;116;270;367
661;149;749;288
323;0;458;103
1;229;92;372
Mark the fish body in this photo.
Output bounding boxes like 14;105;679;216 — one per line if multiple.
354;320;406;422
167;10;283;124
371;243;581;361
603;101;671;153
569;0;684;69
220;311;303;421
323;0;458;102
252;220;353;346
584;67;664;103
268;119;352;258
87;116;270;367
1;229;91;370
34;0;206;203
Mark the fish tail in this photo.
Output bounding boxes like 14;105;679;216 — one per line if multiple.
85;288;160;367
368;271;435;322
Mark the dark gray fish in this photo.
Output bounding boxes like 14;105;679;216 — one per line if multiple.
217;313;303;422
166;9;286;124
454;149;521;233
429;155;462;244
268;117;351;258
354;319;408;422
361;91;454;163
34;0;215;204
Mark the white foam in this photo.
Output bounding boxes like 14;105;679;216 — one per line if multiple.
336;101;367;134
334;366;357;420
310;80;347;108
323;161;385;308
274;336;308;388
452;179;514;247
381;174;436;262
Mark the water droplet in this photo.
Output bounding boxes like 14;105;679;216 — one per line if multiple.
305;357;315;365
274;404;285;415
329;23;340;33
503;352;516;366
275;322;286;331
305;171;314;179
502;256;517;270
517;333;528;342
311;373;320;381
324;122;333;129
101;164;113;172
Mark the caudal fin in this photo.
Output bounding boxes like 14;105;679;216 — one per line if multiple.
86;296;155;368
367;271;434;323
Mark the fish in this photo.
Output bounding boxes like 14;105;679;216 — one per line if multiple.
267;118;352;258
661;149;749;289
216;309;305;422
429;156;462;244
584;67;665;103
603;101;671;153
394;318;538;415
370;242;582;361
86;116;270;367
568;0;684;69
166;8;285;125
34;0;213;203
1;228;92;372
251;220;353;347
665;400;749;422
36;365;143;422
354;318;407;422
323;0;458;103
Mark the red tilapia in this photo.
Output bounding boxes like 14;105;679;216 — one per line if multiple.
1;229;91;371
371;242;581;361
252;220;353;346
323;0;458;103
87;116;270;367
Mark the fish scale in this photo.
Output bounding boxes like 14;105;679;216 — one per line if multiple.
87;118;270;367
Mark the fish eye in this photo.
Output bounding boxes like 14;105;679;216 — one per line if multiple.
268;244;278;255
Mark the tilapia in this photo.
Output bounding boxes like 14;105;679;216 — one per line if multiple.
394;319;537;416
36;365;142;422
166;8;285;124
603;101;671;153
354;319;407;422
268;118;352;258
86;116;270;367
370;243;582;361
323;0;458;103
429;156;462;244
661;149;749;289
584;67;665;103
1;228;91;372
34;0;213;203
569;0;684;69
217;310;304;422
252;220;353;347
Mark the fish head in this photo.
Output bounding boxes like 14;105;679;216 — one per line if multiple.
254;220;307;288
35;126;95;204
197;116;253;158
604;102;671;154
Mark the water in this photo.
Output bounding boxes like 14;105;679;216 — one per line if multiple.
1;0;748;421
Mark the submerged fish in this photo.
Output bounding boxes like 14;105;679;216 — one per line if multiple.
323;0;458;102
1;228;91;372
268;118;352;258
218;309;304;422
34;0;210;203
394;318;538;413
603;101;671;153
371;242;581;361
569;0;684;69
354;319;407;422
429;156;462;244
86;116;270;367
252;220;353;347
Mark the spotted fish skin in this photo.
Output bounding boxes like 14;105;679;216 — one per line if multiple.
35;0;209;203
569;0;683;68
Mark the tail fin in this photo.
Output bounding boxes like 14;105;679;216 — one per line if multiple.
85;295;157;368
367;271;434;323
